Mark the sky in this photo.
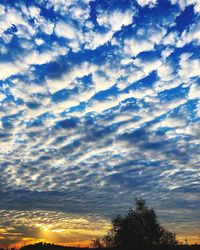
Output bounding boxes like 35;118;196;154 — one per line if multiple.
0;0;200;247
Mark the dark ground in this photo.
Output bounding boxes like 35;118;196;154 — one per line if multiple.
15;242;200;250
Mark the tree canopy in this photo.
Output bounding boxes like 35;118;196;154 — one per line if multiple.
103;198;177;248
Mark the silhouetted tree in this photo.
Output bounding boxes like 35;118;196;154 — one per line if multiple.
91;238;103;248
103;198;177;249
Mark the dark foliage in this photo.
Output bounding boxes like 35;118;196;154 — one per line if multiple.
102;198;178;249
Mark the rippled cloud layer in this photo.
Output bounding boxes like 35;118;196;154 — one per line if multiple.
0;0;200;246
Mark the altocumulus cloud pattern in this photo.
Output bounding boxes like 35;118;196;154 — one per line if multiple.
0;0;200;246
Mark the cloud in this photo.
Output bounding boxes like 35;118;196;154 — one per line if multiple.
163;31;179;46
178;53;200;79
123;26;166;57
137;0;157;8
0;0;200;246
87;98;118;113
55;21;77;40
157;62;175;81
188;84;200;99
177;19;200;47
0;209;110;246
24;45;68;66
84;31;113;50
170;0;200;14
124;38;154;57
0;92;6;102
154;117;186;129
29;5;41;18
97;9;134;32
0;62;27;80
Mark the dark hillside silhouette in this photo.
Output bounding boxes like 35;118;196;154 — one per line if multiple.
19;242;200;250
20;243;88;250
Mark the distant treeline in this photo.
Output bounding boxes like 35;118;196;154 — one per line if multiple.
18;242;200;250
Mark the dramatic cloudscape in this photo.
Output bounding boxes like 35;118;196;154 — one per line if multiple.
0;0;200;247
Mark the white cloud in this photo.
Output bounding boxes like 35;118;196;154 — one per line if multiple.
0;44;68;82
55;21;85;51
121;58;134;65
55;21;77;39
157;62;175;81
161;48;174;59
78;89;95;103
188;84;200;100
0;4;5;14
118;86;156;102
25;51;53;65
148;27;166;44
132;88;156;99
87;98;118;113
46;62;97;94
177;20;200;47
124;38;154;57
153;79;183;93
0;92;6;102
175;122;200;137
37;16;55;35
134;58;162;75
116;87;156;104
47;60;121;95
0;7;36;38
123;26;165;57
0;62;27;80
35;38;45;46
166;98;187;110
84;9;134;50
50;99;80;115
97;9;134;32
163;31;179;46
68;5;90;25
178;53;200;79
121;68;144;88
92;72;116;92
92;63;121;92
137;0;157;7
196;101;200;117
119;58;162;89
84;30;113;50
53;8;134;52
170;0;200;14
42;0;76;15
24;45;68;66
154;117;186;129
29;5;41;18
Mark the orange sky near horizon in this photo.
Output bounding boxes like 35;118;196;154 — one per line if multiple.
2;235;200;250
1;223;200;250
1;209;200;249
4;240;94;249
0;209;109;249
